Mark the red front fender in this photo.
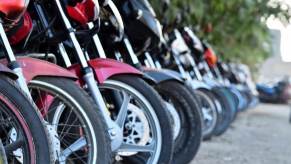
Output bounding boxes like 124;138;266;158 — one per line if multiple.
69;58;142;84
0;57;77;83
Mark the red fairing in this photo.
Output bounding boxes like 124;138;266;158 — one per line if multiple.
9;12;33;45
68;58;142;84
0;57;77;83
67;0;98;25
0;0;28;21
204;48;218;68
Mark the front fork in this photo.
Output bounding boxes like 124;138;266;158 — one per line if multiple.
0;21;31;98
54;0;123;151
82;67;123;151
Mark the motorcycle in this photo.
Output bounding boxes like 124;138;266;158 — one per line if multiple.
1;0;112;163
257;77;291;104
148;14;235;138
24;0;175;163
175;26;242;135
103;1;203;163
216;60;257;111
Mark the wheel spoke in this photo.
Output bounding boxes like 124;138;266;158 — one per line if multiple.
4;139;24;155
118;143;155;153
60;137;87;160
116;92;131;129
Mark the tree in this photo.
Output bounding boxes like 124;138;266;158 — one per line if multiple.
151;0;291;70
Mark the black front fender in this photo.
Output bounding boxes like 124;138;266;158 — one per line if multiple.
143;68;184;84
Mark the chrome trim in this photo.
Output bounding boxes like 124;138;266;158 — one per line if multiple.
88;22;107;58
0;23;16;62
123;37;140;65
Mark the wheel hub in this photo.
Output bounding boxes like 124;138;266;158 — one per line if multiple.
118;104;150;156
9;128;23;163
202;107;213;122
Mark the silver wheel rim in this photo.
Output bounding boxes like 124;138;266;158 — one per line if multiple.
29;80;98;163
100;79;162;164
164;101;181;140
196;90;218;136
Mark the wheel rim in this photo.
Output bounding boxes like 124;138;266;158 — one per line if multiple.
99;79;162;164
164;101;181;140
0;93;34;163
29;80;97;163
196;91;217;136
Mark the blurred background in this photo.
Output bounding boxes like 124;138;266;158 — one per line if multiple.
149;0;291;163
151;0;291;78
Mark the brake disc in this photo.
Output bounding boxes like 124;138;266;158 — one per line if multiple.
118;104;150;156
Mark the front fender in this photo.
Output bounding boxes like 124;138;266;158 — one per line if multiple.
1;57;77;83
186;79;212;90
203;77;221;87
69;58;142;84
142;68;184;84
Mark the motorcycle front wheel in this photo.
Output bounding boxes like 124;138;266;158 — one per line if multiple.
29;77;111;163
155;81;202;164
212;87;235;136
99;75;173;164
0;75;52;163
195;89;218;140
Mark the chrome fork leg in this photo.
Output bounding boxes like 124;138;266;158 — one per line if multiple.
0;22;31;97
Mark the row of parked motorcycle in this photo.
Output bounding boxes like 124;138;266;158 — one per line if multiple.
0;0;258;163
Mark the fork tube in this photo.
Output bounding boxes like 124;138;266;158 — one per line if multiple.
123;37;140;66
171;49;187;79
88;23;107;59
34;3;72;67
54;0;88;68
0;24;16;62
203;61;215;79
0;22;31;96
188;54;203;81
144;52;157;69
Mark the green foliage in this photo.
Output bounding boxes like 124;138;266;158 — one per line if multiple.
151;0;291;69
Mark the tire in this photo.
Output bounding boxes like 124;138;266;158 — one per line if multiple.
228;87;241;112
0;75;52;163
196;89;219;140
155;81;202;164
237;89;250;111
101;75;173;164
212;87;234;136
29;77;111;163
0;140;7;164
223;87;239;121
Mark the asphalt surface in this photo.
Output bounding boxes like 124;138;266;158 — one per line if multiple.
191;104;291;164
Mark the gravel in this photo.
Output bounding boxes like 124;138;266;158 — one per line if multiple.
191;104;291;164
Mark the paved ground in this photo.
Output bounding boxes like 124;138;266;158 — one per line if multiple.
191;104;291;164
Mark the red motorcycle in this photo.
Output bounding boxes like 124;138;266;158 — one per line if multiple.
0;1;55;163
0;0;111;163
13;0;174;163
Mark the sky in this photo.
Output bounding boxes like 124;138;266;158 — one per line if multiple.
267;0;291;62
